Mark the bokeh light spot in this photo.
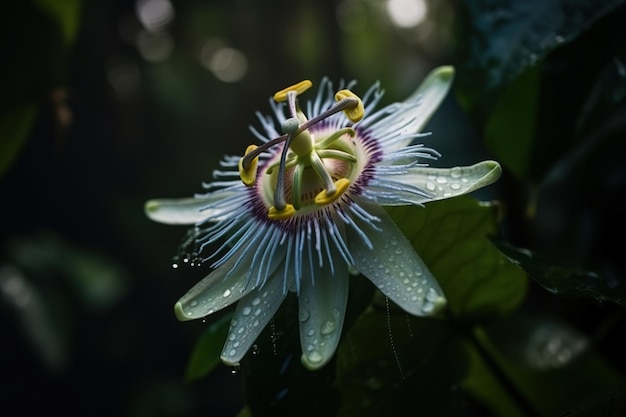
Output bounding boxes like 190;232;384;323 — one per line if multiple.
385;0;427;28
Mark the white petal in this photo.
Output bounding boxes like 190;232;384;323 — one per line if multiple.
145;192;238;225
361;66;454;147
174;249;258;321
372;160;502;205
220;272;288;367
298;248;349;370
347;200;446;316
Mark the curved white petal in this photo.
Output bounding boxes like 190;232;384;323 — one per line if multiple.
220;271;288;367
369;160;502;206
360;66;454;148
145;192;238;225
174;242;285;320
347;200;446;316
298;247;349;370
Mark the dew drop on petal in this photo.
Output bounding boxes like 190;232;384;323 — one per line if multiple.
251;297;261;306
307;351;323;364
229;349;237;357
299;309;310;322
223;289;231;297
450;167;462;178
426;182;436;191
450;183;461;190
242;306;252;316
320;320;336;335
189;300;198;307
426;287;440;302
421;302;435;314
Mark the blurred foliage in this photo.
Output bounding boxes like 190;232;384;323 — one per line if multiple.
2;0;626;416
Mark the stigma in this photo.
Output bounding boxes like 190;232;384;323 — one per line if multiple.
238;80;365;220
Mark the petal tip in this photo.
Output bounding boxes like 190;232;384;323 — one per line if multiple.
174;301;193;321
300;352;329;371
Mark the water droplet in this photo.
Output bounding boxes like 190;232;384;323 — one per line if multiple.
251;297;261;306
307;351;323;363
299;309;310;322
172;263;179;269
450;167;462;178
228;334;236;341
307;329;315;337
426;182;436;191
252;344;260;355
229;349;237;357
450;183;461;190
230;364;240;374
421;302;435;314
306;344;315;352
223;289;231;297
242;306;252;316
426;287;440;302
436;176;447;184
254;308;262;316
237;327;244;334
189;300;198;307
320;320;336;335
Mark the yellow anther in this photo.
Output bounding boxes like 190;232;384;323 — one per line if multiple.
238;145;259;186
268;204;296;220
273;80;313;102
335;89;364;122
314;178;351;206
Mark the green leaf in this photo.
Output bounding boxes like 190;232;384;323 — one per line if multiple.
387;197;528;322
485;66;540;180
0;103;38;178
32;0;83;45
455;0;626;113
492;240;626;305
469;325;625;417
184;313;232;382
336;307;471;417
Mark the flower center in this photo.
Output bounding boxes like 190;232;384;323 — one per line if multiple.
238;80;365;220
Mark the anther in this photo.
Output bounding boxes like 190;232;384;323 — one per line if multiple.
238;145;259;186
268;204;296;220
240;134;289;171
273;80;313;103
315;179;351;206
335;89;364;122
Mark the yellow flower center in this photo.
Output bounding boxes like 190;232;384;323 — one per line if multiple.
238;80;366;220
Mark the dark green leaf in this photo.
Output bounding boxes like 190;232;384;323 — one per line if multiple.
492;240;626;305
388;197;528;322
32;0;82;45
484;66;540;180
455;0;625;113
336;307;471;417
184;312;233;382
470;326;625;417
0;103;38;178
